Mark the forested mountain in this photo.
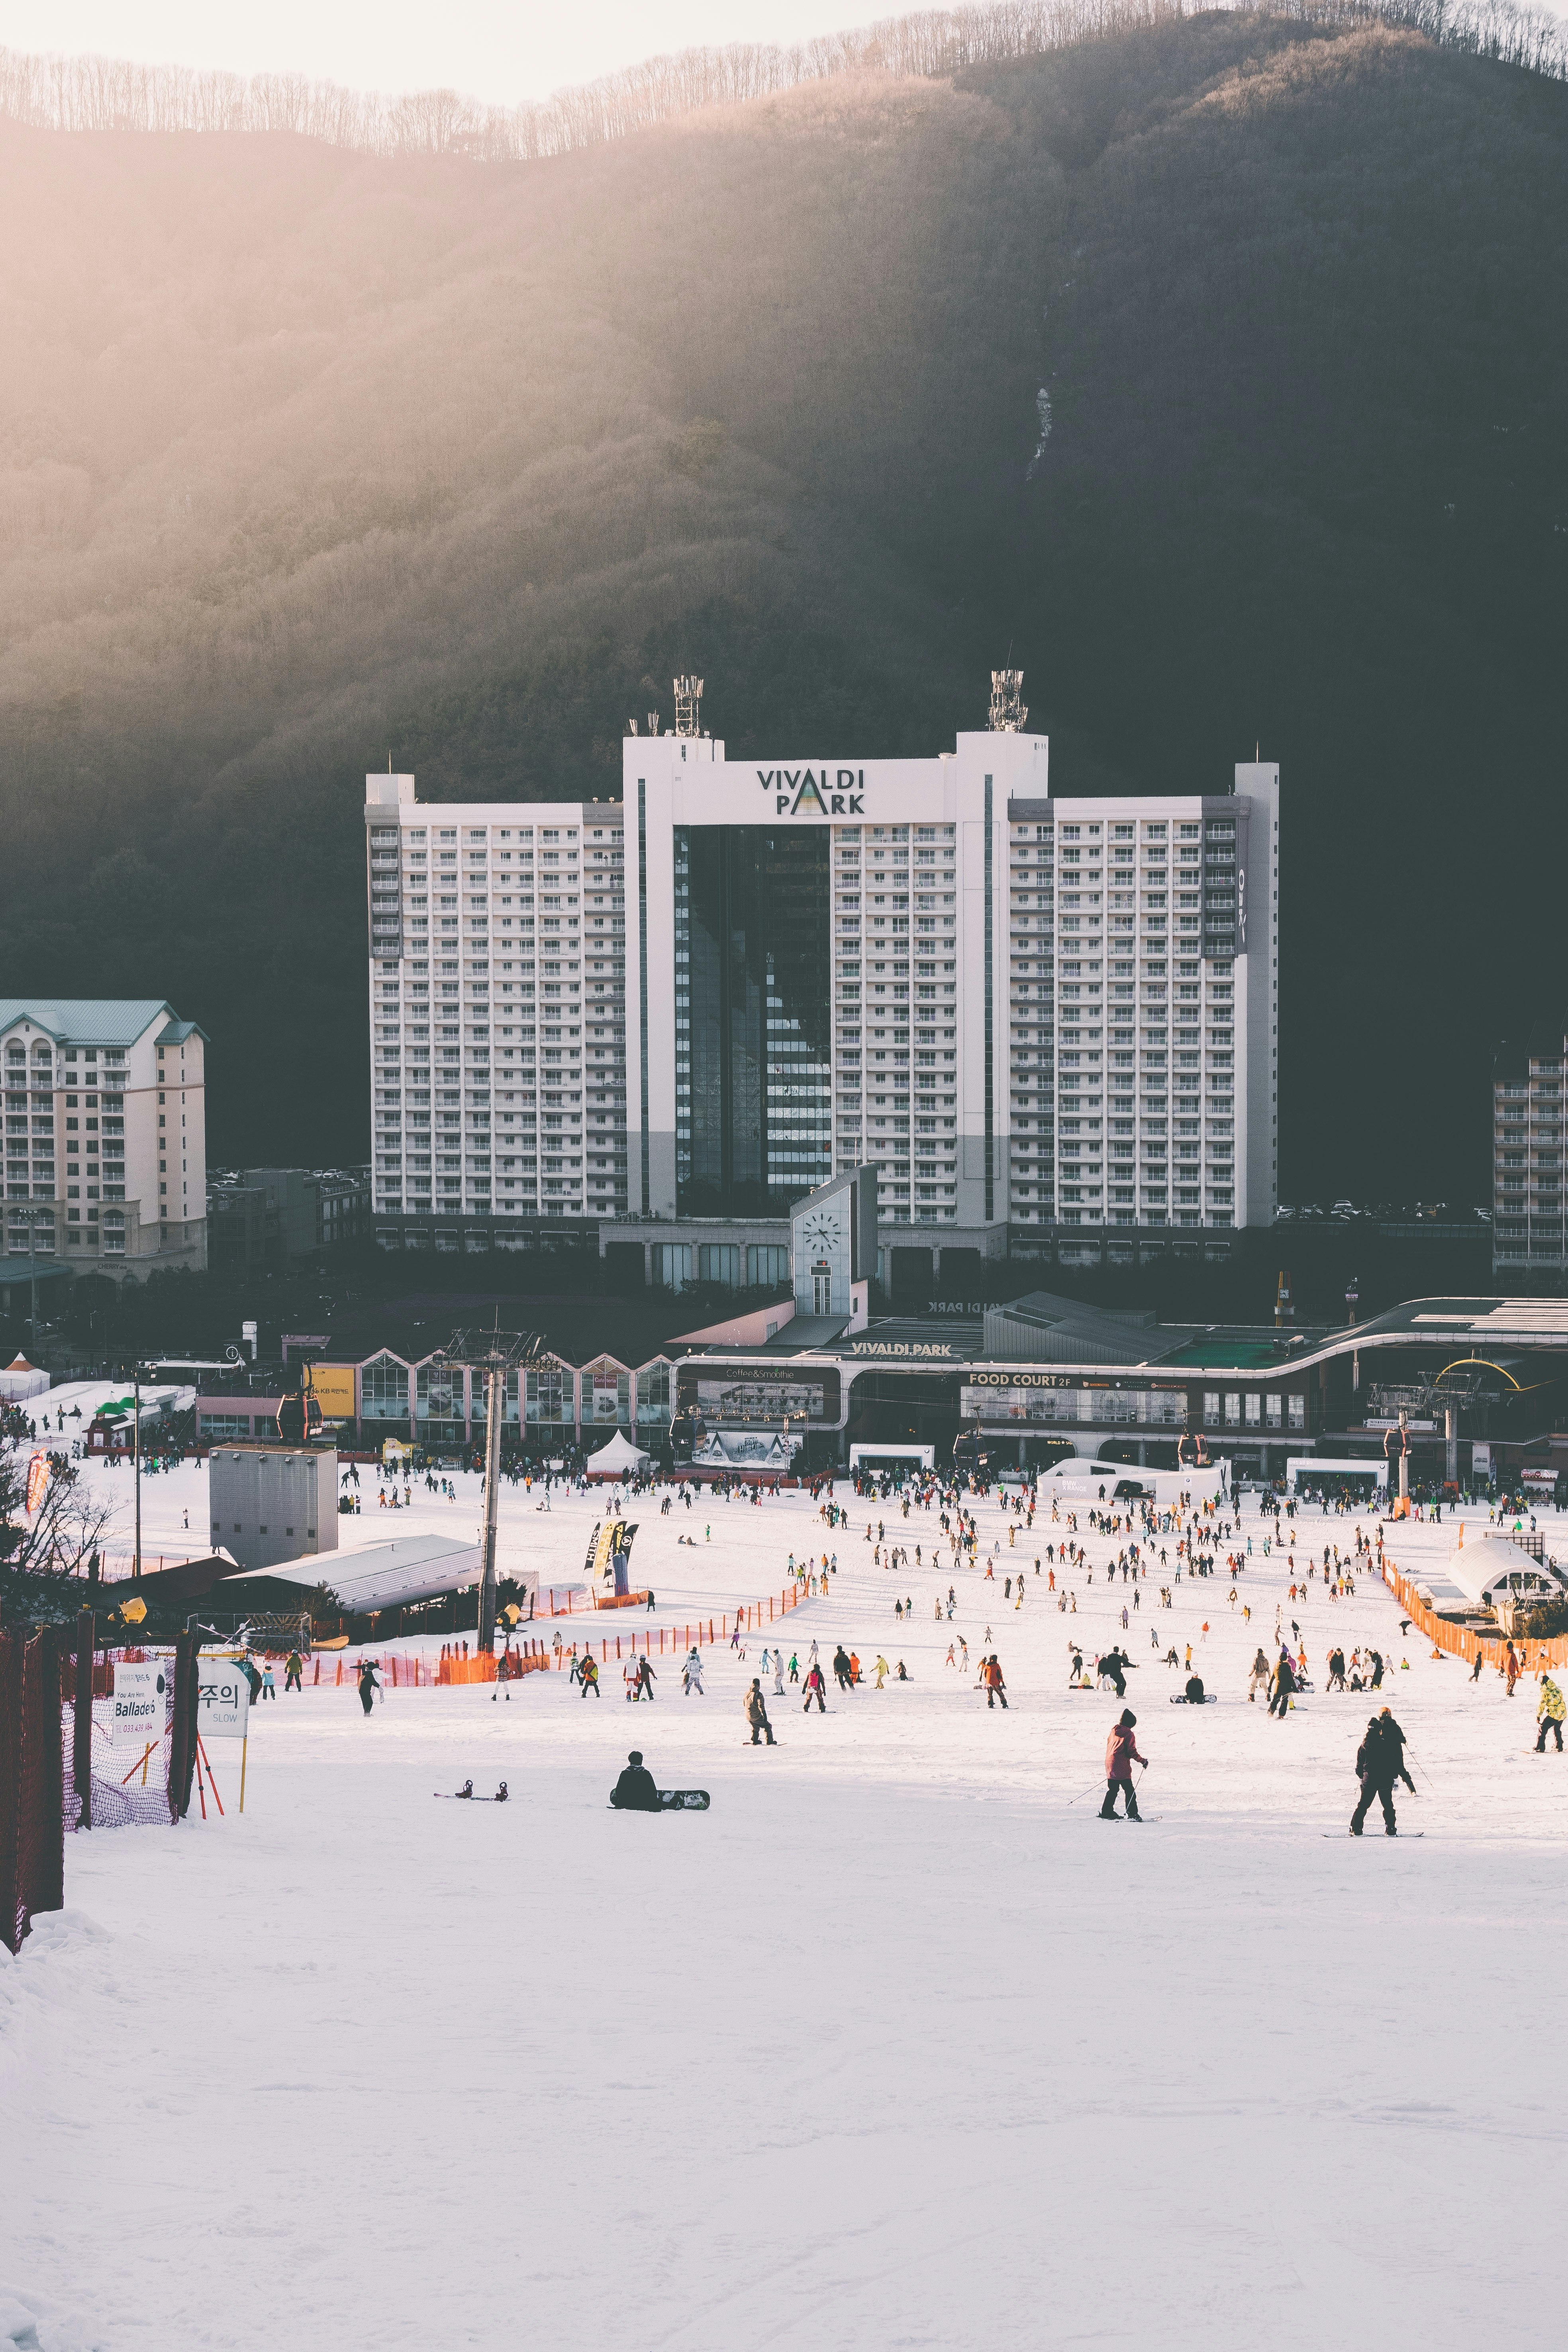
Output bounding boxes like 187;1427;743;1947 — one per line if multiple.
0;6;1563;1200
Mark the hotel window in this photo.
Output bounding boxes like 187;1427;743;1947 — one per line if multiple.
1288;1394;1306;1431
1224;1393;1241;1426
1265;1394;1282;1429
1245;1394;1261;1427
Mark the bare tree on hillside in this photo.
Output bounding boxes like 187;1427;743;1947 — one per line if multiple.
0;0;1561;169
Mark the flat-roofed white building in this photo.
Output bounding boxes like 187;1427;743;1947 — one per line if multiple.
365;777;627;1238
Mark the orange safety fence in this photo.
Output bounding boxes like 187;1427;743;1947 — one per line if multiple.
292;1582;813;1687
1381;1560;1568;1671
437;1651;554;1685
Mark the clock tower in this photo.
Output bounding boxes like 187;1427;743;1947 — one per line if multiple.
791;1166;877;1327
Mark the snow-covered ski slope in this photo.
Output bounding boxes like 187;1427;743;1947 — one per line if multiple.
4;1464;1565;2352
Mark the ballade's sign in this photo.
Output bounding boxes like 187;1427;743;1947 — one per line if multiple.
758;768;866;817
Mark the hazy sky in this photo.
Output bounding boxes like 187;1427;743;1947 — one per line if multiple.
0;0;879;103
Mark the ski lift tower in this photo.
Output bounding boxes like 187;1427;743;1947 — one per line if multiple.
988;669;1027;732
438;1325;546;1653
672;676;705;737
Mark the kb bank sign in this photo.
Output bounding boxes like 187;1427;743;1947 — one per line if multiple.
757;768;867;817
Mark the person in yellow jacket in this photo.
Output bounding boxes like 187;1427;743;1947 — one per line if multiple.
1536;1674;1566;1754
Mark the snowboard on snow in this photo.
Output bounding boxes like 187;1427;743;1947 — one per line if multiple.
660;1789;710;1809
1169;1694;1217;1704
434;1788;510;1802
1325;1831;1423;1838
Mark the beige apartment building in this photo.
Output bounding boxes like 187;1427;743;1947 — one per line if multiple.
1;1000;208;1277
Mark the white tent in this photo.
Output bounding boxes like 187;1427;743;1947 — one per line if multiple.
584;1428;652;1480
1423;1527;1568;1613
0;1354;49;1401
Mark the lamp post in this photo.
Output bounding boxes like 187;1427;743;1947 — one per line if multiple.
12;1202;53;1360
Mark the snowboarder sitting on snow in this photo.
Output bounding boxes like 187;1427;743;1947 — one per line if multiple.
1350;1708;1409;1835
745;1680;777;1746
610;1751;662;1811
1100;1710;1147;1819
1183;1674;1205;1704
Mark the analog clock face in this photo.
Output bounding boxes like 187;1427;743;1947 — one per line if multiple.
801;1213;841;1253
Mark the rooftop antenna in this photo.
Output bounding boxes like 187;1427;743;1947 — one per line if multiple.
626;717;639;735
989;669;1027;732
647;711;662;736
672;676;704;738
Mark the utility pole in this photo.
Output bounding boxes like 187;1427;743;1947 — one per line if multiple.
133;1358;142;1580
441;1324;543;1654
479;1360;503;1654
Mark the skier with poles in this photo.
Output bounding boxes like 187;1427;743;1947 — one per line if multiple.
1349;1707;1409;1835
1099;1709;1147;1820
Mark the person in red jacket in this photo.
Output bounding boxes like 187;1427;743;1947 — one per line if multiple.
1100;1709;1147;1819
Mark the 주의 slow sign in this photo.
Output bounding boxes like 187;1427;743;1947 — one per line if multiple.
197;1661;251;1740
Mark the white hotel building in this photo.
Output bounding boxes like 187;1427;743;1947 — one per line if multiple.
365;702;1278;1267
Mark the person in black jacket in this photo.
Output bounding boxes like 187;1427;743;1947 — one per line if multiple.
610;1751;661;1811
1350;1708;1408;1835
1268;1648;1296;1719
